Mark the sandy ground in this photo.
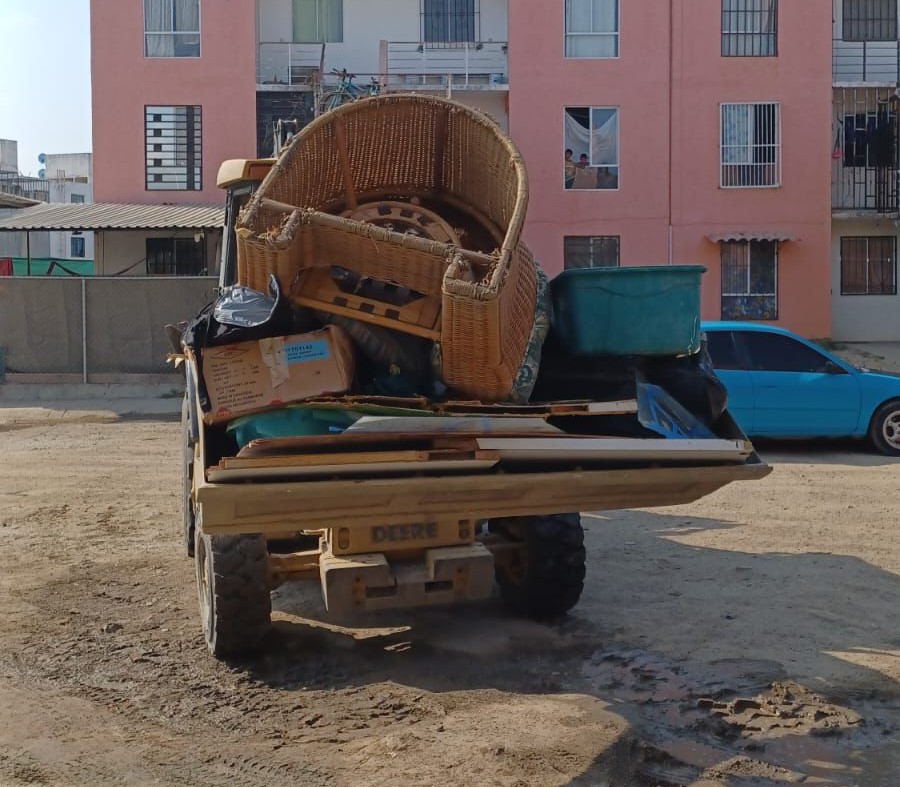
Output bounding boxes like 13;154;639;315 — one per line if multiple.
0;412;898;786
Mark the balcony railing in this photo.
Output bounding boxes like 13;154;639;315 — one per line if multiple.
833;38;900;83
832;87;900;213
257;42;325;87
380;41;508;90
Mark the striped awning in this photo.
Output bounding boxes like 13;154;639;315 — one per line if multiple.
707;231;797;243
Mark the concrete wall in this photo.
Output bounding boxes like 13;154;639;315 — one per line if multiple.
0;277;217;375
508;0;833;338
831;217;900;341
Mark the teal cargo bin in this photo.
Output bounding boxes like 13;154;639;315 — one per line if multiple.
550;265;706;356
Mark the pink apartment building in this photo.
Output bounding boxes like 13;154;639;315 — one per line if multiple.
508;0;833;338
92;1;873;341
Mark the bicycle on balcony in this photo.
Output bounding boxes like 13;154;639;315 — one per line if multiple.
318;69;382;114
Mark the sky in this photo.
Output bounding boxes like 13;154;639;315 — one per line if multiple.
0;0;92;176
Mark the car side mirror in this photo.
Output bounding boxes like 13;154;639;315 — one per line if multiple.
824;360;844;375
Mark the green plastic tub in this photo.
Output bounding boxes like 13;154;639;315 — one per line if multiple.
550;265;706;356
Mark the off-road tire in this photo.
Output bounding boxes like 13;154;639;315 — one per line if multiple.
869;398;900;456
195;531;272;658
489;513;586;620
181;397;196;557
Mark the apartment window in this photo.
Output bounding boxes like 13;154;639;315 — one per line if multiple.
841;236;897;295
721;0;777;57
565;0;619;58
564;107;619;190
70;235;85;258
843;0;897;42
70;194;85;204
144;0;200;57
842;111;896;168
293;0;343;43
145;105;202;191
564;236;620;268
720;103;780;188
146;237;206;275
721;240;778;319
422;0;477;43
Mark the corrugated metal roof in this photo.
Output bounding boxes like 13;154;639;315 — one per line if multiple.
707;231;797;243
0;191;41;209
0;202;224;231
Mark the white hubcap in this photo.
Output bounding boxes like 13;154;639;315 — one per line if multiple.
882;411;900;449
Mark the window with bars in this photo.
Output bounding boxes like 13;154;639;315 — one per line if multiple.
721;239;778;319
145;105;202;191
144;0;200;57
423;0;477;44
840;236;897;294
146;237;207;275
720;102;780;188
721;0;777;56
565;0;619;58
842;0;897;42
70;194;85;204
564;107;619;189
293;0;343;43
563;236;620;269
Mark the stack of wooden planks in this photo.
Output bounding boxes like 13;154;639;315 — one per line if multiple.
206;399;752;483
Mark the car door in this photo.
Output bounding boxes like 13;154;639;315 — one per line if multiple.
704;329;754;432
735;331;861;436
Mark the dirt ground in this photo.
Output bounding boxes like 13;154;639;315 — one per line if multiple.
0;412;898;787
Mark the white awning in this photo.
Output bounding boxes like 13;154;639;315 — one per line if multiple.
707;231;797;243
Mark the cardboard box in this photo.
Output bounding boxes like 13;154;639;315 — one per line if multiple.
201;325;355;424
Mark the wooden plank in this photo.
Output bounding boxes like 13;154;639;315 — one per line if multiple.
207;455;499;483
344;415;560;435
221;449;431;470
475;436;751;463
196;461;772;534
434;399;638;416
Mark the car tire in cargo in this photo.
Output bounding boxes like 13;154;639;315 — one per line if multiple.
195;531;272;658
869;399;900;456
489;513;586;620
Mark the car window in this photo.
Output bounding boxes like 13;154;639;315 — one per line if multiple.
705;331;744;370
739;332;832;373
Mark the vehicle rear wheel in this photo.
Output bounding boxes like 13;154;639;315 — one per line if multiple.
489;513;586;620
869;399;900;456
181;396;196;557
195;531;272;658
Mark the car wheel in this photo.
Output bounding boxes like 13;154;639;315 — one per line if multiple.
869;399;900;456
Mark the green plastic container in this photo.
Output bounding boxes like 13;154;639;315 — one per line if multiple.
550;265;706;356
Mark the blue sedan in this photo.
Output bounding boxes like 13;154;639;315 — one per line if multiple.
702;322;900;455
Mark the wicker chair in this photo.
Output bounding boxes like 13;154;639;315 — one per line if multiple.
235;93;536;402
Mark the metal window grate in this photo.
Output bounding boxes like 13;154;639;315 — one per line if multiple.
843;0;897;42
720;102;780;188
563;236;620;269
422;0;478;44
840;236;897;294
146;236;207;276
721;0;777;56
720;240;778;319
145;105;202;191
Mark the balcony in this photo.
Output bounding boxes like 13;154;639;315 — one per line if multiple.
257;43;325;88
833;38;900;84
379;41;508;90
832;87;900;214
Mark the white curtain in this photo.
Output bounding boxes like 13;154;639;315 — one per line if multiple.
564;110;591;161
293;0;343;43
144;0;173;57
565;0;617;57
721;104;751;164
590;108;617;165
175;0;199;34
